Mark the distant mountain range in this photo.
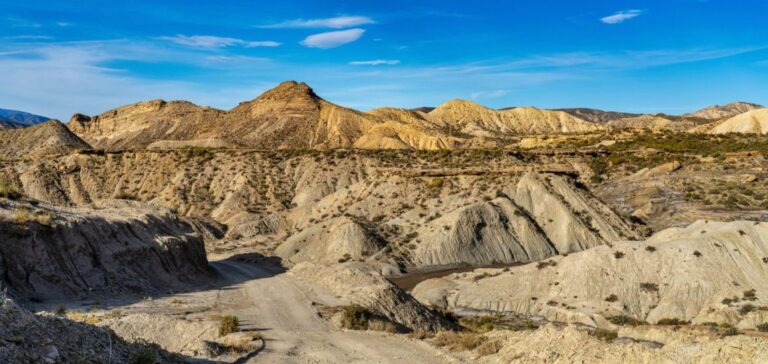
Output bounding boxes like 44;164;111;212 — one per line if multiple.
0;108;50;128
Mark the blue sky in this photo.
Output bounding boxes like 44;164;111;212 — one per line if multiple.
2;0;768;120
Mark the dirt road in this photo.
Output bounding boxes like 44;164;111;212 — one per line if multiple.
209;260;459;364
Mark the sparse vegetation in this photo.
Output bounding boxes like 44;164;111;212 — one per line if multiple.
219;315;240;336
589;328;618;341
338;305;398;333
640;282;659;292
604;294;619;302
432;331;485;351
608;315;646;326
656;318;689;326
0;183;22;200
128;348;157;364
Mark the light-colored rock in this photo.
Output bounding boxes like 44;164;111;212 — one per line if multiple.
0;200;211;300
290;262;455;332
475;324;768;364
414;220;768;328
428;100;602;136
708;108;768;134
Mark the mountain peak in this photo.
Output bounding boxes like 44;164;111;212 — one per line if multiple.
257;81;319;102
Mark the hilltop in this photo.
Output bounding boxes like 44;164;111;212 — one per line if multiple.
67;81;604;150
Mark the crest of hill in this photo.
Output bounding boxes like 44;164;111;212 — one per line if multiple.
68;81;403;150
427;99;603;136
0;120;91;159
685;102;764;120
554;108;640;123
707;108;768;134
67;81;609;151
606;114;695;132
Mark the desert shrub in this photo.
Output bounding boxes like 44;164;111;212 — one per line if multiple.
608;315;646;326
128;348;157;364
757;323;768;332
589;328;618;341
460;316;498;333
13;207;34;224
367;319;398;333
0;183;21;200
338;305;399;332
536;260;557;270
408;330;435;340
693;250;703;258
656;318;689;326
645;246;656;252
475;340;503;357
55;305;67;316
604;294;619;302
433;331;485;351
743;289;757;301
739;304;756;315
424;177;444;189
219;315;240;336
614;251;625;259
640;283;659;292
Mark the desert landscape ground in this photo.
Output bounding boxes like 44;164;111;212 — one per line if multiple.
1;80;768;363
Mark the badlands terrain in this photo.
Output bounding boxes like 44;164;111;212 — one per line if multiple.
2;81;768;363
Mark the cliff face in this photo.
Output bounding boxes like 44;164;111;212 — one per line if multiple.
0;200;211;301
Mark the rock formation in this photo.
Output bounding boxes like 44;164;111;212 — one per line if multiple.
413;220;768;329
0;120;91;159
685;102;764;120
0;200;211;301
427;100;603;137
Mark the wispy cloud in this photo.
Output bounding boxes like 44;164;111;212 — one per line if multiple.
601;10;644;24
159;35;281;48
260;16;375;29
7;16;42;28
2;35;54;41
471;90;509;99
350;59;400;66
301;29;365;49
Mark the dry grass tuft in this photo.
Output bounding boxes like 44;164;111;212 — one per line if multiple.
433;331;485;351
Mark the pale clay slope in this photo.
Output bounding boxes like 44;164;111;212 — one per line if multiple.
427;99;603;136
476;325;768;364
279;172;637;268
708;108;768;134
413;220;768;329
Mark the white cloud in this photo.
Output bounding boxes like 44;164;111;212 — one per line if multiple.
261;16;375;29
471;90;509;99
350;60;400;66
601;10;644;24
301;29;365;49
159;35;281;48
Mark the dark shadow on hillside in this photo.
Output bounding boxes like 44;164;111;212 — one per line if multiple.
21;252;287;312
